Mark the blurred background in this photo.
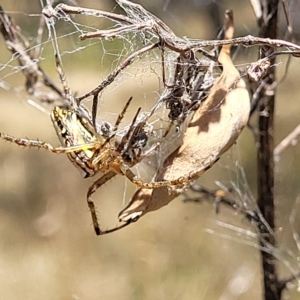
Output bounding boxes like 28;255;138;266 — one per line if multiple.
0;0;300;299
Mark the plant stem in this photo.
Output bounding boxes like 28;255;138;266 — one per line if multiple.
256;1;281;299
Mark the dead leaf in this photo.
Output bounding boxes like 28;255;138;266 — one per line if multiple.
119;10;251;223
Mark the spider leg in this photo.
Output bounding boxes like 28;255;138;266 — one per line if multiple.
120;159;217;189
75;44;158;125
91;132;117;165
86;171;117;235
0;132;98;154
161;44;167;87
95;220;133;235
54;53;71;101
129;139;161;165
113;96;133;131
117;107;142;154
50;18;76;107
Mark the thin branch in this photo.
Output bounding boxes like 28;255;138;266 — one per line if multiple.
274;124;300;159
184;185;261;225
256;1;280;299
0;5;64;103
43;3;300;55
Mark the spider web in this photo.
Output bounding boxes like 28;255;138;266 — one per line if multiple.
0;1;300;299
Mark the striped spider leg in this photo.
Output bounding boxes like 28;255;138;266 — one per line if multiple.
84;100;161;235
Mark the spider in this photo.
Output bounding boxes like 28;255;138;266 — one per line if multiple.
0;53;156;235
0;48;208;235
0;5;166;234
156;49;216;138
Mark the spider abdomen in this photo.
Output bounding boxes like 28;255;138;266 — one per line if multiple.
51;105;105;178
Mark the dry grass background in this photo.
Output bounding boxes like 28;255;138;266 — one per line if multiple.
0;1;300;299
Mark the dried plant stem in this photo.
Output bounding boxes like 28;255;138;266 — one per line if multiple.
45;3;300;55
274;124;300;158
256;1;280;299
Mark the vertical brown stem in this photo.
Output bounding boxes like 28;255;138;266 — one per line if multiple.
256;1;281;299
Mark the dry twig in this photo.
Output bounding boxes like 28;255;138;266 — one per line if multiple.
0;6;63;103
